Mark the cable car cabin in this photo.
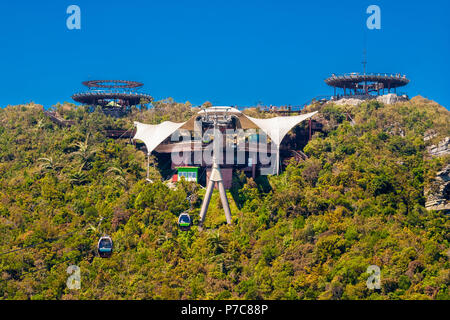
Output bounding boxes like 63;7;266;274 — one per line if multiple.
97;236;113;258
178;213;192;231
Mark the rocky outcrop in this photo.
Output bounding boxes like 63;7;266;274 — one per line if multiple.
425;137;450;212
333;97;367;106
424;129;438;142
332;93;408;106
376;94;409;105
425;164;450;212
427;137;450;158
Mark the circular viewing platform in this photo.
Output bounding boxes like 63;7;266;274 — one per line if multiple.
72;91;153;106
325;73;409;88
72;80;153;116
325;73;409;96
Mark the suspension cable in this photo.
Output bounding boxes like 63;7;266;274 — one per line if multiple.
0;216;120;282
18;247;91;280
0;216;105;257
0;229;80;257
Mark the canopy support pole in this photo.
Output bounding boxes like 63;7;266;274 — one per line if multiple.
146;153;150;180
276;144;280;175
309;118;312;141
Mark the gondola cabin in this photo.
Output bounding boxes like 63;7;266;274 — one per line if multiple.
97;236;113;258
178;213;192;231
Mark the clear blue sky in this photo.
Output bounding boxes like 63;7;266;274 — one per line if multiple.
0;0;449;108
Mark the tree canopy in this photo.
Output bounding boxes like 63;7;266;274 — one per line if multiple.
0;97;448;300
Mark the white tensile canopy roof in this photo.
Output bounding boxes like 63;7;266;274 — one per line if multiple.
133;120;187;155
246;111;318;174
133;107;318;174
246;111;318;147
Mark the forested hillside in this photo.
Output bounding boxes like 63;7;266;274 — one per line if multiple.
0;97;448;300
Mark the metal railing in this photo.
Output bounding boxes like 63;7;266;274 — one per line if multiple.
328;72;408;80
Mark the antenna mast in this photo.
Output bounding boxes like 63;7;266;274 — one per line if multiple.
362;28;368;94
362;47;367;76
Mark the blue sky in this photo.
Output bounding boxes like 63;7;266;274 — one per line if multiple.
0;0;449;109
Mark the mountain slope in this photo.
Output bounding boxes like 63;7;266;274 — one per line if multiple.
0;98;448;300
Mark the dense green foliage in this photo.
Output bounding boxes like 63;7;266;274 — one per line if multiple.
0;97;448;300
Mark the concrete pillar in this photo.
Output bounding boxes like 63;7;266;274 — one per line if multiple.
218;181;232;224
199;162;233;227
199;178;214;226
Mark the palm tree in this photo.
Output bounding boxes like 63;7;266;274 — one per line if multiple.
207;231;226;255
68;164;88;185
38;157;62;172
87;217;104;236
157;233;174;245
38;157;55;171
106;166;127;187
70;133;97;170
36;118;44;129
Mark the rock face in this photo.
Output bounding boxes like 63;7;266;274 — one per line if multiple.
333;97;367;106
424;130;438;142
425;137;450;212
427;137;450;158
376;93;409;105
425;164;450;212
332;94;408;106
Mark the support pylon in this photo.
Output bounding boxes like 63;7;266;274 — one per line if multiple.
198;108;233;230
199;162;232;229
